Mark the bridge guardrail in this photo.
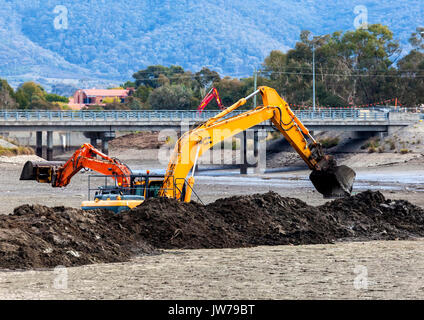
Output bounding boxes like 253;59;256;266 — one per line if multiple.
0;109;389;122
294;109;389;121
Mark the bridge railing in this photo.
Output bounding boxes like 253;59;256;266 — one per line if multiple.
0;109;389;121
293;109;389;121
0;110;235;121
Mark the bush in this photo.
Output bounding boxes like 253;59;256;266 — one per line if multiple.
362;138;380;150
148;85;192;110
319;137;339;148
400;149;409;154
0;145;34;156
45;93;69;103
102;97;120;104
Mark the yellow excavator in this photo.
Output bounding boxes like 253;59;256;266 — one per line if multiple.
21;86;355;210
160;86;355;201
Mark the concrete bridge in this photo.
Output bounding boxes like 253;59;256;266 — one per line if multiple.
0;109;415;161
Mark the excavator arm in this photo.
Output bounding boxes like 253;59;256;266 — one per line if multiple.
20;144;132;188
160;86;356;201
197;88;224;114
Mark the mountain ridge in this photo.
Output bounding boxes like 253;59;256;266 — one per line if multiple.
0;0;422;89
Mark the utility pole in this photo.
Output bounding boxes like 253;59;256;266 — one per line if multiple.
253;68;258;108
312;43;316;112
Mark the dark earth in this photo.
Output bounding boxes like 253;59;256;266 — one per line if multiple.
1;190;424;270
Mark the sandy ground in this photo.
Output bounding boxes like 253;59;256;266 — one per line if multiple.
1;149;424;299
2;240;424;299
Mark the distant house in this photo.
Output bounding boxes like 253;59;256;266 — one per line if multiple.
69;88;133;109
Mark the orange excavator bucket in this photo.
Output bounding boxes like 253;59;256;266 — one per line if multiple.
20;161;65;184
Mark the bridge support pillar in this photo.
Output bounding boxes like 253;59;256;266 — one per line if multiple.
47;131;53;161
253;130;259;159
379;131;388;143
100;131;116;155
36;131;43;158
66;132;71;151
102;139;109;155
253;129;267;174
240;131;248;175
90;138;97;148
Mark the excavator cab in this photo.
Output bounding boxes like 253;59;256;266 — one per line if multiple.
132;174;165;199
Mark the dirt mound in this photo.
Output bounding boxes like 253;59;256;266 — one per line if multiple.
0;205;155;270
125;191;424;249
2;191;424;270
110;132;164;150
320;191;424;240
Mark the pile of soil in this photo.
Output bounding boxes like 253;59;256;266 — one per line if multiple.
110;132;165;150
2;191;424;270
0;205;155;270
124;191;424;249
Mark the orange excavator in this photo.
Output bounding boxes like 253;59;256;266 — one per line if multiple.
197;87;224;114
20;143;132;188
159;86;356;201
20;143;162;212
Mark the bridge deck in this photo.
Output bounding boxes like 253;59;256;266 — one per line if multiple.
0;109;410;132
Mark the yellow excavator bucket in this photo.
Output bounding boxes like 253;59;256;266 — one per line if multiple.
310;165;356;198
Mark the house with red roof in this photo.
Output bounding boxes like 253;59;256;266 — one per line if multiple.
68;88;133;109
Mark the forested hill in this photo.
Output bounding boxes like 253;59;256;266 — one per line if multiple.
0;0;422;83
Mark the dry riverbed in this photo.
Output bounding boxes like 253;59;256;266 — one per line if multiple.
1;240;424;299
1;151;424;299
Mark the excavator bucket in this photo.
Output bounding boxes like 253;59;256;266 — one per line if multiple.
20;161;64;183
309;165;356;198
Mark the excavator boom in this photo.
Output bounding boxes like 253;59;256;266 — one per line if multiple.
160;86;356;200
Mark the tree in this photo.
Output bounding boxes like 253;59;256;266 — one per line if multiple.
125;96;148;110
15;90;30;109
15;82;46;109
195;67;221;91
133;65;185;88
134;85;152;103
29;98;60;110
148;85;192;110
121;80;136;88
15;82;59;110
262;25;403;107
396;49;424;107
214;77;248;107
0;79;17;109
133;65;169;88
45;93;69;103
409;27;424;52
